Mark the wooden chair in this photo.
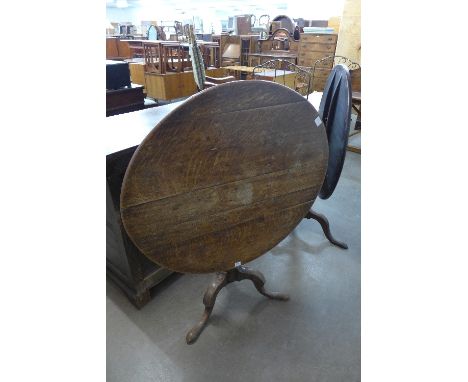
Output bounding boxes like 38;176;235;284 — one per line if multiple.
143;42;165;74
252;59;312;99
186;25;235;90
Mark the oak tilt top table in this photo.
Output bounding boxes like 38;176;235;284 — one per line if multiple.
113;81;329;343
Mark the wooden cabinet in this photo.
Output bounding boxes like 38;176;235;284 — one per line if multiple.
106;37;136;59
107;147;173;308
144;68;225;101
128;61;146;86
297;33;339;92
106;37;119;59
297;33;338;67
106;85;145;117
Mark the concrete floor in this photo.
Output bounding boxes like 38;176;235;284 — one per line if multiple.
107;152;361;382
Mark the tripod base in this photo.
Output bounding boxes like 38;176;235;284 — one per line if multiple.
186;265;289;344
305;210;348;249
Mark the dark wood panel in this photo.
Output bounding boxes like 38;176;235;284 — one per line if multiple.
106;38;119;59
106;146;174;308
106;85;145;117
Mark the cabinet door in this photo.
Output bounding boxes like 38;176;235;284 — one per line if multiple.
106;38;119;59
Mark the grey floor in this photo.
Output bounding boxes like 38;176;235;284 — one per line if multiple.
107;151;361;382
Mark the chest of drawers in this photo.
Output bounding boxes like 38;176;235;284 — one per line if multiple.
297;33;338;67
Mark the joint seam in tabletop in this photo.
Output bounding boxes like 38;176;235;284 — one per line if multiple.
121;163;325;209
122;182;319;224
125;188;318;247
158;99;311;121
142;202;313;273
139;200;313;253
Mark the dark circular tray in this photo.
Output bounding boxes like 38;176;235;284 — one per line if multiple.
318;64;352;199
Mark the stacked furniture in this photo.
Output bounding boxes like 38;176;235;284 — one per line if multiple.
142;40;225;100
216;34;259;67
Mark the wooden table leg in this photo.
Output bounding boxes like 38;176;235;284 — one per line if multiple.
305;210;348;249
186;272;228;344
186;265;288;344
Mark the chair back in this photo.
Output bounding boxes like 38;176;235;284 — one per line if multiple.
252;59;312;99
311;55;360;92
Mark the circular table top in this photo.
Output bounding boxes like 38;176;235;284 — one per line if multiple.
120;80;328;273
318;64;352;200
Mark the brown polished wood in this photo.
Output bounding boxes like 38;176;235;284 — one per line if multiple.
120;80;328;274
186;264;289;344
106;84;145;117
305;210;348;249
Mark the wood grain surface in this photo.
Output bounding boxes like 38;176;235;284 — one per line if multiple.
120;80;328;273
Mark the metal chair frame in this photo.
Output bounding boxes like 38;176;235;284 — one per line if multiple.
252;59;313;99
311;55;360;92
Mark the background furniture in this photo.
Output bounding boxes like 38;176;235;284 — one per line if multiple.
106;37;134;60
253;28;299;66
349;66;361;153
106;60;145;117
252;59;312;98
186;24;235;90
248;51;298;67
223;65;262;80
216;34;259;67
297;33;338;69
310;55;360;92
271;15;295;34
140;38;226;100
106;84;145;117
106;60;131;90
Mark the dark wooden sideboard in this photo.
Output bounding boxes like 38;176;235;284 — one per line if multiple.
106;103;182;308
106;84;145;117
